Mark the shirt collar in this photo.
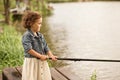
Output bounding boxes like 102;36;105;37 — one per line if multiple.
27;29;42;38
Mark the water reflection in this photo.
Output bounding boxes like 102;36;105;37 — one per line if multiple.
42;18;68;57
43;2;120;80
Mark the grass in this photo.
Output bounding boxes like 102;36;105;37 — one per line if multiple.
91;70;97;80
0;24;24;72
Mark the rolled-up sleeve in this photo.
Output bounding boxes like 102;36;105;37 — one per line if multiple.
22;35;32;53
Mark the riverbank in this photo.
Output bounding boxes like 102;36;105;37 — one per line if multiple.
47;0;79;3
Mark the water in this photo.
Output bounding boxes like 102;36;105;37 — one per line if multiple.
43;2;120;80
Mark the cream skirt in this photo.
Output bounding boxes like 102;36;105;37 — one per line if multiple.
22;58;52;80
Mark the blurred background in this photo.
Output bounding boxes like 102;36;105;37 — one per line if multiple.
0;0;120;80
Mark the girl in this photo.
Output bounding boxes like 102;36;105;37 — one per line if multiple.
22;11;57;80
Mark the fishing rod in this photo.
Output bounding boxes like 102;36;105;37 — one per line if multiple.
49;58;120;62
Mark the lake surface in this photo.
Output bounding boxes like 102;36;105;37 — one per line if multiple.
42;1;120;80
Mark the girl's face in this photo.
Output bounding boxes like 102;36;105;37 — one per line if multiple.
31;18;42;32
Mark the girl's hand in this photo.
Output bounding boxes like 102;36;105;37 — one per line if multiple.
40;55;48;61
50;55;57;61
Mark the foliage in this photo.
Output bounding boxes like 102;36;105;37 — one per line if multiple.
91;70;97;80
0;24;24;72
0;0;4;12
30;0;53;17
0;14;4;19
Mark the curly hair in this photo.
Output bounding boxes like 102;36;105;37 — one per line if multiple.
22;11;42;29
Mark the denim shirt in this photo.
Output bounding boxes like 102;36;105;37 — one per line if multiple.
22;29;50;58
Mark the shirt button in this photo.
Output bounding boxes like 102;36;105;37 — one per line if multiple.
41;73;43;75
